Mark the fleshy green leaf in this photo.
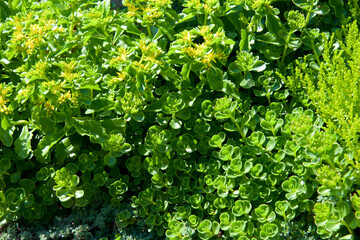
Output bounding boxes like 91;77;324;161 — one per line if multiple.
14;126;33;159
73;119;109;143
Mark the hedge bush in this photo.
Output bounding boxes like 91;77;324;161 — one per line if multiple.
0;0;360;239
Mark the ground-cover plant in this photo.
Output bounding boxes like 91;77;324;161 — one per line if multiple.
0;200;155;240
0;0;358;239
282;19;360;238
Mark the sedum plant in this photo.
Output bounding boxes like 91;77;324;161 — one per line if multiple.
0;0;358;239
288;21;360;163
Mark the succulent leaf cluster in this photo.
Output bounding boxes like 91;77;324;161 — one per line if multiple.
0;0;359;239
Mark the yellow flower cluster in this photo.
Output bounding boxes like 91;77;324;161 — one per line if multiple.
0;84;13;114
123;0;171;25
16;84;34;104
36;78;78;115
109;47;129;66
108;72;128;85
82;8;112;26
9;12;64;55
44;101;55;115
41;80;64;95
179;26;227;69
130;39;164;71
183;0;220;13
58;91;79;106
59;61;80;82
27;61;49;80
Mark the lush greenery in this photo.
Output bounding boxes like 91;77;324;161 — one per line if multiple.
0;201;156;240
0;0;359;239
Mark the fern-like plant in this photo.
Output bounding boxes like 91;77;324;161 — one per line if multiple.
286;21;360;166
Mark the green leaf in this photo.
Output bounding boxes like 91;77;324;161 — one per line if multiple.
76;198;88;207
266;13;285;39
240;72;255;89
260;120;272;131
19;179;35;195
122;21;142;35
314;4;330;15
224;122;237;132
66;163;79;174
227;13;243;35
101;0;111;17
145;93;169;112
104;153;117;166
159;21;175;41
215;112;229;120
170;118;182;129
74;190;84;199
207;67;223;91
0;1;11;21
229;220;246;237
240;29;251;51
325;220;341;232
11;0;21;11
265;138;276;152
0;158;11;175
337;201;350;219
219;145;234;161
261;223;278;238
181;61;192;82
318;186;331;196
131;111;145;122
176;108;191;120
250;60;266;72
78;80;101;91
178;13;196;24
35;130;65;162
210;15;223;27
329;0;344;18
85;98;114;114
232;200;252;216
209;132;226;148
340;234;355;240
1;115;12;130
257;32;284;46
10;171;21;183
14;126;33;159
198;219;212;234
167;220;185;237
0;125;13;147
292;0;316;10
73;118;109;143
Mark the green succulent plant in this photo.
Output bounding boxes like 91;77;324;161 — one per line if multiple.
0;0;358;239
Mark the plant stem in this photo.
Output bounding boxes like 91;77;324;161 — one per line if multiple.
230;115;246;140
324;155;336;169
147;26;152;37
102;25;110;40
311;40;321;66
266;93;271;105
300;0;315;39
91;89;95;118
280;32;293;68
69;12;75;38
341;220;354;236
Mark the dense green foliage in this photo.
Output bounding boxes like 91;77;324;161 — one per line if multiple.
0;0;359;239
0;201;156;240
